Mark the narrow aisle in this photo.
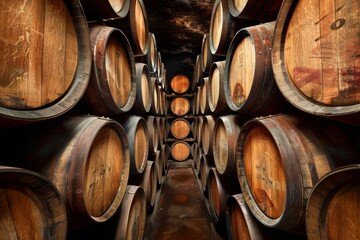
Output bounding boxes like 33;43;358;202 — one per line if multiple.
145;161;219;240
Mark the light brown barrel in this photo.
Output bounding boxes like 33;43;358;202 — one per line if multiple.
213;115;242;176
170;118;191;140
135;32;158;73
199;154;215;193
133;161;157;210
80;0;130;20
156;51;163;81
150;77;160;115
226;194;305;240
306;164;360;240
192;54;203;92
237;113;360;233
170;97;191;117
145;116;159;155
0;166;67;240
117;115;149;175
200;33;225;73
170;74;190;94
200;77;211;115
0;0;91;125
115;185;146;240
170;141;191;162
201;115;216;157
209;0;256;56
132;63;151;114
207;169;241;228
209;61;233;114
84;25;136;116
228;0;283;21
154;150;164;186
2;115;131;226
105;0;149;56
225;22;289;116
272;0;360;125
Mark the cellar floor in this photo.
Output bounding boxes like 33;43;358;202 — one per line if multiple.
144;160;221;240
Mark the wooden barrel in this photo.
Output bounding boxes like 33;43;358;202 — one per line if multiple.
272;0;360;125
200;77;211;115
115;185;146;240
154;150;164;186
150;78;160;115
131;161;157;211
156;51;163;81
170;118;191;140
132;63;151;114
170;74;190;94
1;115;131;226
170;97;191;117
228;0;283;21
306;164;360;240
80;0;130;20
226;194;305;240
105;0;149;56
145;116;159;155
209;61;233;114
160;143;170;175
0;0;91;125
224;22;289;116
170;141;191;162
135;32;158;73
213;115;242;176
194;86;201;116
207;169;241;228
0;166;67;240
200;33;225;73
192;54;203;92
209;0;256;56
237;113;360;233
117;115;149;175
199;154;215;194
201;115;216;157
84;25;136;116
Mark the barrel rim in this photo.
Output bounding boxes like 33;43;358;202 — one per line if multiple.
0;1;91;123
236;114;305;229
306;164;360;240
91;25;137;114
272;0;360;117
0;166;68;237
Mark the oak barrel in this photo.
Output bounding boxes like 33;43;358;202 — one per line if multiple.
170;97;191;117
200;33;225;73
0;0;91;125
237;113;360;233
170;74;190;94
208;169;240;227
170;118;191;140
306;164;360;240
135;32;158;73
170;141;191;162
0;166;67;240
200;77;211;115
192;54;203;92
117;115;149;175
105;0;149;56
80;0;130;20
145;116;159;155
226;194;305;240
132;63;151;114
228;0;283;21
154;150;164;186
150;78;160;115
200;115;216;157
225;22;289;115
209;61;233;114
84;25;136;116
160;144;170;175
115;185;146;240
1;115;131;226
272;0;360;125
209;0;256;56
213;115;242;176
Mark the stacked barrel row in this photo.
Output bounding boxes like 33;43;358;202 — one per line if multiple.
0;0;170;239
190;0;360;239
166;75;194;163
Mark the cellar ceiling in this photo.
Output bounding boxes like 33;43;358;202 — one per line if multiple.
143;0;215;88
